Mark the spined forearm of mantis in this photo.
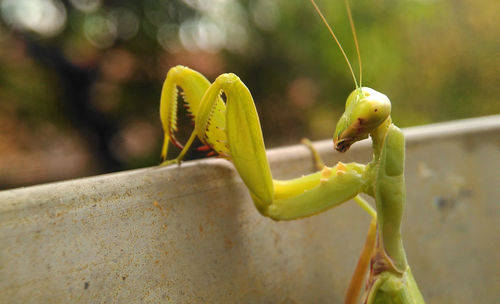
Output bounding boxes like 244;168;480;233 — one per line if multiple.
158;1;425;303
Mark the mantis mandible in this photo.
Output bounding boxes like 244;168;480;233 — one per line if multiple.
159;0;425;303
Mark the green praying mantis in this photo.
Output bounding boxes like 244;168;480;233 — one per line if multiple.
159;0;425;303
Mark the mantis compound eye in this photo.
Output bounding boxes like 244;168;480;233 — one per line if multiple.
333;87;391;152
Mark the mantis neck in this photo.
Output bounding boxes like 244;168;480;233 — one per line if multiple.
369;117;409;272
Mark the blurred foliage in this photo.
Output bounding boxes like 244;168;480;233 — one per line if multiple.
0;0;498;188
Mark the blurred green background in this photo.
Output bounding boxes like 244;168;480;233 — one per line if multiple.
0;0;498;189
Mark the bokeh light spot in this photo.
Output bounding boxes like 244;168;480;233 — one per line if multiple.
109;8;140;41
1;0;67;37
84;15;117;48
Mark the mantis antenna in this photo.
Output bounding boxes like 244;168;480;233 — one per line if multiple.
308;0;363;89
344;0;362;87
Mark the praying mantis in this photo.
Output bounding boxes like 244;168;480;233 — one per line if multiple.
159;0;425;303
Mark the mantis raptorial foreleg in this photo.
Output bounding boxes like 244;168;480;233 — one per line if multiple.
160;66;368;220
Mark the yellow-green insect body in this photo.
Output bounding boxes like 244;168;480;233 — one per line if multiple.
159;1;425;303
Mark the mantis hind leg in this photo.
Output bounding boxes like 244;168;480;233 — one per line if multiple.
345;196;377;304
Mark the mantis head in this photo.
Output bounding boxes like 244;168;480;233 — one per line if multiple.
307;1;391;152
334;87;391;152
